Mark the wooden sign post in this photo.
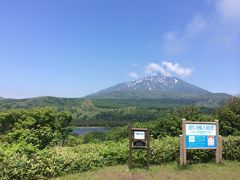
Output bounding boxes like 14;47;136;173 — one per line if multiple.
180;119;223;166
128;125;150;170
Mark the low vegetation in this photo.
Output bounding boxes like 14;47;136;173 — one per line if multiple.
0;96;239;179
0;136;239;179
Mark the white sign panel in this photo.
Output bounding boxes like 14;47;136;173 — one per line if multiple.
186;124;216;136
188;136;195;142
208;136;215;146
134;131;145;140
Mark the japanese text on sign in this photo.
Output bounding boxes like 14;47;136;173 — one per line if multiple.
134;131;145;140
186;124;216;136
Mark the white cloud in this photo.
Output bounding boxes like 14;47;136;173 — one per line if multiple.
128;72;139;79
145;63;171;76
145;62;193;78
162;61;193;77
216;0;240;22
162;15;206;55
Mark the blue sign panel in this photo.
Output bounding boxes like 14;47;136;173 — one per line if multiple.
186;135;216;149
186;124;217;149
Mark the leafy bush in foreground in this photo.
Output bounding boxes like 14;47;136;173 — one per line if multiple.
0;108;72;149
216;96;240;136
222;136;240;160
0;136;240;179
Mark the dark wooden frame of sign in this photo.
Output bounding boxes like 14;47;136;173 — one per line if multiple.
180;119;223;166
128;125;150;170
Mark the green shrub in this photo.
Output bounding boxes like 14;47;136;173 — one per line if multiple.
106;110;215;141
63;135;83;147
222;136;240;160
187;149;215;163
99;140;128;165
216;96;240;136
106;126;128;141
1;136;240;179
0;108;72;149
83;132;107;143
151;137;179;164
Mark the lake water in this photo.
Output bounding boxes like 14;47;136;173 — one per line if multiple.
72;127;111;136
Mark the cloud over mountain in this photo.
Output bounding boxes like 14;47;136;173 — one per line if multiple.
162;61;192;77
145;63;171;77
145;61;192;78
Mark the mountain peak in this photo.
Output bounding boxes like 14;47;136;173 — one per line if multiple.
124;74;179;91
87;75;211;99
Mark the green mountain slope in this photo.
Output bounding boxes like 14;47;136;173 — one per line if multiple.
0;74;233;126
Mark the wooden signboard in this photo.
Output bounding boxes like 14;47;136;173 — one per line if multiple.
180;119;223;166
128;125;150;170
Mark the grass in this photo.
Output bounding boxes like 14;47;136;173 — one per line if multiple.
54;161;240;180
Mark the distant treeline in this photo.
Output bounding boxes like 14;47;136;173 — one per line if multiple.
0;97;219;127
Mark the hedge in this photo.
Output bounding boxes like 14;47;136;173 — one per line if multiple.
0;136;239;179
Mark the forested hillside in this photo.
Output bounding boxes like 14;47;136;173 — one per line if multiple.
0;96;220;126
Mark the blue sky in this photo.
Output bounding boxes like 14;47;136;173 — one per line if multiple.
0;0;239;98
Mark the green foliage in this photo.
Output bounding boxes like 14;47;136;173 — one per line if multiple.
222;136;240;160
99;140;128;166
83;132;107;143
0;97;220;127
150;116;181;138
106;106;215;140
151;137;179;164
0;108;72;149
1;98;240;179
75;106;163;127
1;136;240;179
216;96;240;136
107;126;129;141
187;149;215;163
63;135;83;147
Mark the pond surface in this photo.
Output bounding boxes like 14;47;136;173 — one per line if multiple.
72;127;111;136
